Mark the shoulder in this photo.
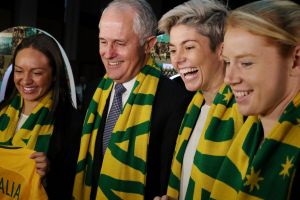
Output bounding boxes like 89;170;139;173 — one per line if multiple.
152;75;193;119
81;77;103;113
53;99;82;135
84;78;101;100
156;75;193;104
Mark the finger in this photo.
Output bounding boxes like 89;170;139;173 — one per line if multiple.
35;162;49;178
162;195;172;200
153;197;161;200
36;161;48;169
35;156;48;164
29;152;45;159
36;168;46;177
31;153;48;163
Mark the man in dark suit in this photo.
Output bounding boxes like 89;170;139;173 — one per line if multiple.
72;0;192;200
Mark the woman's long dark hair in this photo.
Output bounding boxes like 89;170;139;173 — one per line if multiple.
0;33;69;116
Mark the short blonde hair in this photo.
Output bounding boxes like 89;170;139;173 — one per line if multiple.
226;0;300;56
158;0;228;52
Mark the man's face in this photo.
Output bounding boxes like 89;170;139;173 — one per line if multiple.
99;7;148;83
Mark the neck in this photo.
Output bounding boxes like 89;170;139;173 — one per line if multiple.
203;90;219;105
260;87;300;137
202;73;224;105
202;61;225;105
22;101;38;115
260;117;276;137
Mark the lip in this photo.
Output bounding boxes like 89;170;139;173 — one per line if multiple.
108;61;122;66
178;66;199;81
21;86;37;94
232;89;253;104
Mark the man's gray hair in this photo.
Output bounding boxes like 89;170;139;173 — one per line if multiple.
103;0;158;45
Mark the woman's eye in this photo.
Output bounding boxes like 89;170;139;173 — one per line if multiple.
169;49;176;54
186;46;194;50
241;62;253;68
33;70;43;75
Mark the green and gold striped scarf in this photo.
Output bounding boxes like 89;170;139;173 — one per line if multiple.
167;84;244;199
0;91;54;152
210;92;300;200
73;58;160;200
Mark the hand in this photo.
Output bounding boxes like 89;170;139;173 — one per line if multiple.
154;195;174;200
29;152;50;178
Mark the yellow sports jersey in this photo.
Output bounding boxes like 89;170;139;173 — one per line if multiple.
0;146;48;200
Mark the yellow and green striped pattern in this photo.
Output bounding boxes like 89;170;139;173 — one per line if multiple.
73;58;160;200
0;91;54;152
167;84;244;199
210;92;300;200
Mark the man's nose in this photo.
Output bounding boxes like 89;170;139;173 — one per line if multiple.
100;43;116;59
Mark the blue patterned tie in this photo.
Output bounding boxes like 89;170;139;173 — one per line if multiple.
102;83;126;154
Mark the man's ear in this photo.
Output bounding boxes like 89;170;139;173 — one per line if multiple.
144;36;157;53
289;45;300;76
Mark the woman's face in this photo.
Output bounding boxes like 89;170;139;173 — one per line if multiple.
169;24;223;92
223;27;292;117
14;47;53;105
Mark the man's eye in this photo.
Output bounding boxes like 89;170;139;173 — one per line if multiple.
99;40;107;45
224;60;230;67
116;42;125;46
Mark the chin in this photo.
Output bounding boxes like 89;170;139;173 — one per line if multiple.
187;87;198;92
184;83;199;92
238;108;257;116
107;74;119;81
23;95;38;101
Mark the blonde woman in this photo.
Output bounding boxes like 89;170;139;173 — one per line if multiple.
211;0;300;199
156;0;244;199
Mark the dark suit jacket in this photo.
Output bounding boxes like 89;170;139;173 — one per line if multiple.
45;100;83;200
81;75;193;200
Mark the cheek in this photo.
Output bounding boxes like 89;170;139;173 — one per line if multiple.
13;76;18;84
99;48;105;57
192;51;205;63
13;75;21;85
39;76;52;88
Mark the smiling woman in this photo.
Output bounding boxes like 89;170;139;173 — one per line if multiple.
156;1;245;200
0;33;81;199
223;28;293;119
210;0;300;199
14;47;53;114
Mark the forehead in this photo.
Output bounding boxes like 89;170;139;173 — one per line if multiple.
15;47;51;69
99;6;137;39
169;24;210;46
223;27;273;55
